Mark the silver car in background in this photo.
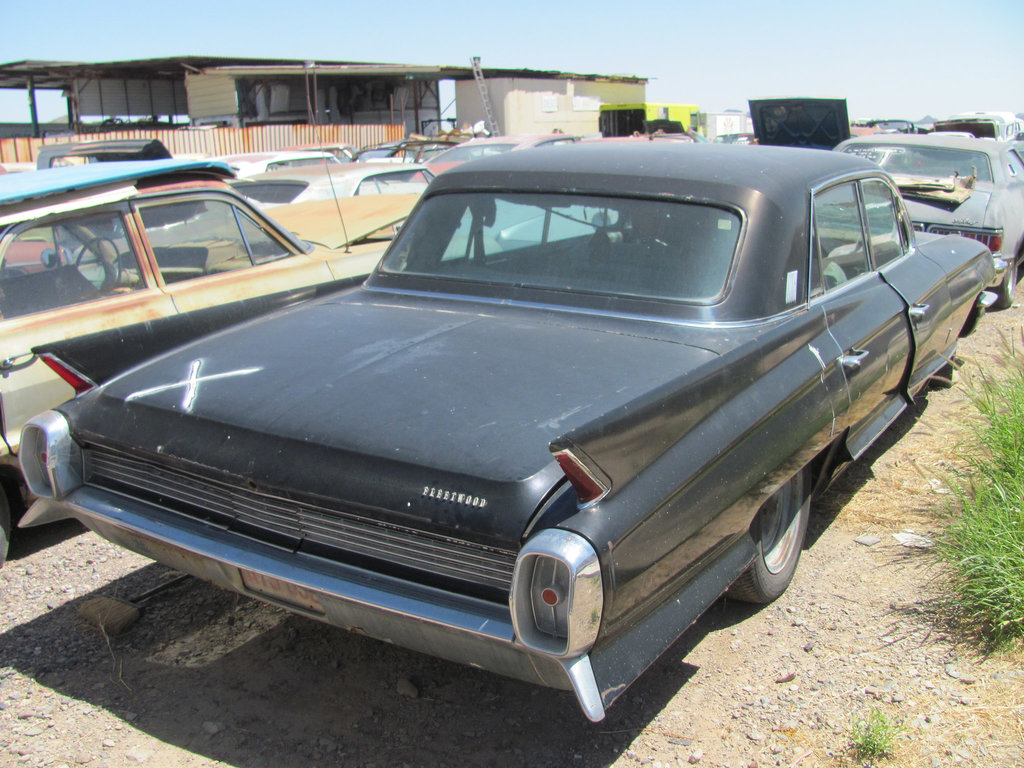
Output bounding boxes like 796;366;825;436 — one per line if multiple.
836;133;1024;307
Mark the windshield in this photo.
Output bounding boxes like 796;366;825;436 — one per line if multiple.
842;144;993;182
380;192;740;303
429;143;517;164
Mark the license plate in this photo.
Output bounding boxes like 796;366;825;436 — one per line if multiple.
240;569;325;614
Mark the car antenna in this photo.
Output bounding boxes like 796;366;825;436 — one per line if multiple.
304;60;351;253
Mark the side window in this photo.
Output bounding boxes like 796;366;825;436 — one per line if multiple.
813;183;869;291
139;199;289;284
0;210;145;320
860;180;906;267
1008;149;1024;177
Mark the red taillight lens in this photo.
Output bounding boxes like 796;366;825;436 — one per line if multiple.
964;231;1002;252
931;226;1003;253
554;450;609;506
40;353;95;395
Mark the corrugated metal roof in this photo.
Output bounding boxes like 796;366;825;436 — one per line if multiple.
0;57;647;90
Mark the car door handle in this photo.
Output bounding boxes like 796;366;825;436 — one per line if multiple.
839;349;870;370
908;303;930;321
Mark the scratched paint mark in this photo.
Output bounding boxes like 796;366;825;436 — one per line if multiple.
126;359;262;412
538;405;588;430
807;343;837;437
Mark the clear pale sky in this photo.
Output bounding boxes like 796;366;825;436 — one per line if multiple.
1;0;1021;125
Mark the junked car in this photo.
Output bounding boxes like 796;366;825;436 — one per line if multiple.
426;134;579;174
836;133;1024;307
21;144;994;720
353;137;462;164
0;160;408;563
932;111;1024;142
35;139;173;169
231;163;433;208
212;150;343;178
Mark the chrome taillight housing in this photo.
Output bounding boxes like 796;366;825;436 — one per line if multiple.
553;448;610;508
20;410;83;500
510;529;603;658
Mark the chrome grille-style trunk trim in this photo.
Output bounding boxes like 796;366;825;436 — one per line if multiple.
83;446;517;592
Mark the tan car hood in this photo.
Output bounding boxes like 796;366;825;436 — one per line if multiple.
269;193;420;250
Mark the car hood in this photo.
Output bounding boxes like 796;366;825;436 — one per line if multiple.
748;97;851;149
69;289;720;544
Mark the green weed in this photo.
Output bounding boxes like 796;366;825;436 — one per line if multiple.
849;708;901;763
941;331;1024;647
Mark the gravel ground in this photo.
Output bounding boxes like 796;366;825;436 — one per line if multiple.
1;301;1022;768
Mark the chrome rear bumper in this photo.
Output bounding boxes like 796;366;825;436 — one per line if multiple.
23;487;594;707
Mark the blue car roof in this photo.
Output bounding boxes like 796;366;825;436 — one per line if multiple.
0;159;234;207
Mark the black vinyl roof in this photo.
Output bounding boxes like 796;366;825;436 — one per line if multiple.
429;142;879;204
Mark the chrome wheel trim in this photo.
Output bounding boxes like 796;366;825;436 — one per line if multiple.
761;484;803;575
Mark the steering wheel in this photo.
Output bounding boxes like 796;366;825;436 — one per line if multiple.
75;237;120;290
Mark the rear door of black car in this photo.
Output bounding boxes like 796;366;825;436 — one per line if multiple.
811;180;910;460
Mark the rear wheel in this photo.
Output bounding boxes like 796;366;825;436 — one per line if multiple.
729;470;810;604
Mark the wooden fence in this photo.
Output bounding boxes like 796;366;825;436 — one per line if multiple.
0;123;405;165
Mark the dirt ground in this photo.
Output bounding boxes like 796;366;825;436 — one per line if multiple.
2;299;1023;768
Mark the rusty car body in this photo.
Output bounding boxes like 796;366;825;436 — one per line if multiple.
21;144;995;718
0;159;406;562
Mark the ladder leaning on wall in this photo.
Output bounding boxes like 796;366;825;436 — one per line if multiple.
471;57;500;136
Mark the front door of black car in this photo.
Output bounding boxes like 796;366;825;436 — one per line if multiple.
812;181;910;460
863;179;956;396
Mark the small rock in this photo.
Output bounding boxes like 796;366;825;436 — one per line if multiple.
125;746;153;763
893;531;934;548
201;721;225;736
687;749;703;764
855;534;882;546
747;730;764;742
774;672;796;684
944;664;960;679
396;677;419;699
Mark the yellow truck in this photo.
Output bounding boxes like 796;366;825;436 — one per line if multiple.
598;103;701;137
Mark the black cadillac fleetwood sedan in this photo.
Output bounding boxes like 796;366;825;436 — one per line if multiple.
20;144;995;721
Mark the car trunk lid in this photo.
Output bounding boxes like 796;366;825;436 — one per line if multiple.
71;290;720;546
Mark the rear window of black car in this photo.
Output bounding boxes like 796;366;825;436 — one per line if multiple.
380;193;741;303
842;145;993;182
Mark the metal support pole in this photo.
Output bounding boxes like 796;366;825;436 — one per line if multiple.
27;75;40;138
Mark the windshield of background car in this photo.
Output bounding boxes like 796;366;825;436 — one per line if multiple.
355;169;433;195
379;192;741;303
428;144;517;164
231;180;308;205
842;144;993;182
